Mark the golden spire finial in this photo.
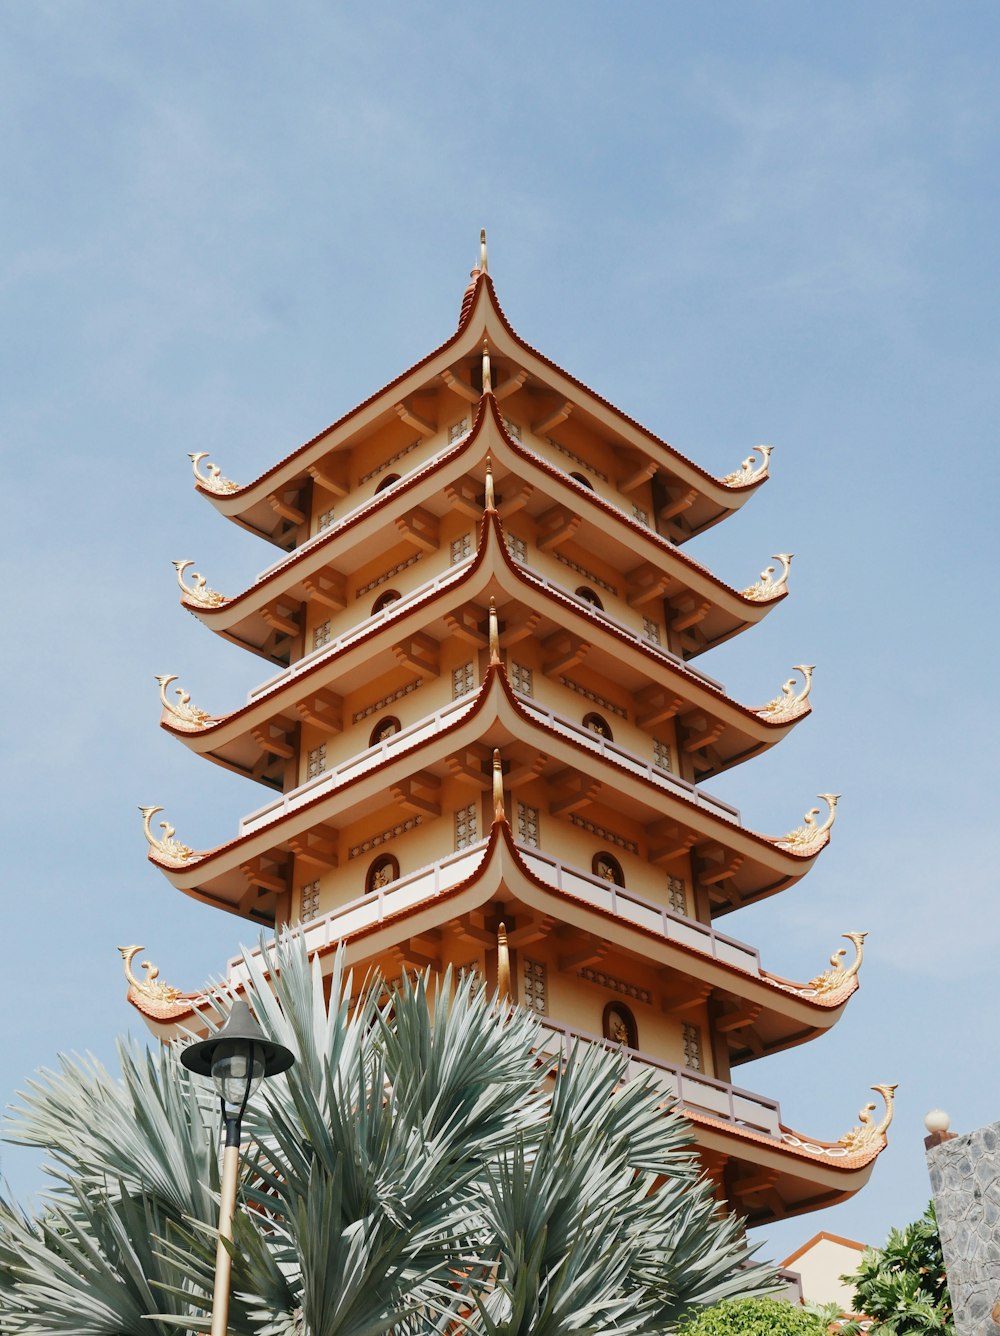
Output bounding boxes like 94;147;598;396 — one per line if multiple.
492;747;505;823
155;674;213;729
117;945;182;1003
138;805;196;865
172;559;226;608
485;456;495;512
480;228;489;274
488;596;501;665
806;931;867;995
482;338;492;394
496;921;510;999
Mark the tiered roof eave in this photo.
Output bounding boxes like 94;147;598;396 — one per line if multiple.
191;275;770;549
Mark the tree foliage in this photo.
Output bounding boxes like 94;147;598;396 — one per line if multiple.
841;1203;953;1335
677;1296;828;1336
0;936;776;1335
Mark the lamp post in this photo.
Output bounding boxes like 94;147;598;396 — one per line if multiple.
181;999;295;1336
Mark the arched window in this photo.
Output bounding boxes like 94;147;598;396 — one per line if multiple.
603;1001;638;1049
369;716;401;746
374;473;401;495
371;589;400;616
569;471;595;491
583;712;613;741
592;852;625;886
575;586;604;611
366;854;399;895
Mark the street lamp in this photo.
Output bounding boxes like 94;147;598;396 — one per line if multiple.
182;999;295;1336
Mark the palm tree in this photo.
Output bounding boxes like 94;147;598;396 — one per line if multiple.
0;936;775;1335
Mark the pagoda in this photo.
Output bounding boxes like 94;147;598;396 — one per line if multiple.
127;233;893;1227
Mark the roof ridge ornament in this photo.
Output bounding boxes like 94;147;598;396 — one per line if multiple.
742;552;793;602
480;227;489;275
757;665;815;720
117;944;183;1004
497;920;510;998
723;444;772;487
173;559;226;608
775;793;839;850
484;457;496;512
482;338;492;394
782;1083;896;1159
139;805;196;865
492;748;506;825
804;931;867;996
189;452;239;495
488;597;501;665
155;674;213;729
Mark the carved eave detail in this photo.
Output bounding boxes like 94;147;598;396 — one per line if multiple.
173;559;226;608
782;1084;897;1160
773;793;839;852
189;452;239;494
155;675;215;730
770;932;867;1000
756;665;814;721
742;553;793;602
722;444;772;488
138;805;200;866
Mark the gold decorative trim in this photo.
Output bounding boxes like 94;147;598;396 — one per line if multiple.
775;793;839;850
782;1084;896;1159
138;805;196;865
497;921;510;999
723;444;772;487
742;552;793;602
188;451;238;494
117;945;182;1003
172;559;226;608
757;665;815;720
804;932;867;996
489;596;501;665
154;674;213;729
485;456;496;512
492;747;506;824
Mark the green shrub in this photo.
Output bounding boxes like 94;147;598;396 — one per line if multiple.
679;1295;828;1336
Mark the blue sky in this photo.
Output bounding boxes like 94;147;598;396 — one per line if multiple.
3;1;999;1265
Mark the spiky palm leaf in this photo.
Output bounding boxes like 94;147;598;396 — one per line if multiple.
1;934;775;1335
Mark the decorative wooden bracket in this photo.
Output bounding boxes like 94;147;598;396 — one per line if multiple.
679;712;726;754
627;563;673;608
507;915;556;947
307;456;350;497
542;630;590;675
715;1003;762;1034
456;911;495;946
445;473;484;518
493;368;529;401
261;601;301;639
395;506;439;553
240;856;288;899
252;716;298;760
549;769;601;816
661;980;713;1015
669;595;712;633
392;632;440;678
646;819;698;865
444;602;489;647
533;401;573;437
302;570;347;612
557;934;609;972
390;772;442;817
288;823;339;871
635;684;685;728
619;458;657;494
440;368;479;403
295;688;342;731
659;484;698;521
447;744;494;790
394;400;436;438
505;751;549;786
497;600;542;646
267;490;307;525
536;504;581;552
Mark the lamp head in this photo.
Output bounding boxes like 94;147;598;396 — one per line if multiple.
181;999;294;1108
924;1108;951;1135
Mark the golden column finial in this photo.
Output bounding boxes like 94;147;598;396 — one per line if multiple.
492;747;505;824
485;456;495;512
138;805;196;865
117;945;182;1003
496;921;510;999
488;596;501;665
807;931;867;995
838;1084;897;1153
480;227;489;274
172;559;226;608
188;452;238;494
155;674;213;728
742;552;793;602
482;338;492;394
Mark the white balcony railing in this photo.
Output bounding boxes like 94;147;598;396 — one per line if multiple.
535;1017;782;1136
